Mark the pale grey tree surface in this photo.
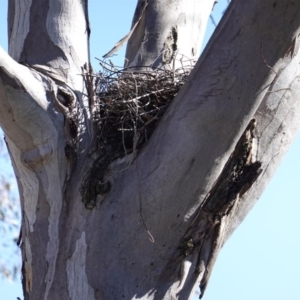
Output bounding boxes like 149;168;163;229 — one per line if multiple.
0;0;300;299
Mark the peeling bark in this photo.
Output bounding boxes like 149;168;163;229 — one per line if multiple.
67;232;95;300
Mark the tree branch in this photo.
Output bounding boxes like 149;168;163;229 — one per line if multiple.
8;0;90;90
125;0;216;69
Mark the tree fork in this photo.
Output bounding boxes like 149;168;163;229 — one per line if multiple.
0;0;300;299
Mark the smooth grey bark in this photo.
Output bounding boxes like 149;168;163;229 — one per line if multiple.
125;0;215;69
0;1;300;300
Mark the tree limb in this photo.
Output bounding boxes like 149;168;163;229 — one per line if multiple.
8;0;90;90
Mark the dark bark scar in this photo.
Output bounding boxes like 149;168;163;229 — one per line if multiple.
160;119;262;298
162;26;178;65
190;119;262;298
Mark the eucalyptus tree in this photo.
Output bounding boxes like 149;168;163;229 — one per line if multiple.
0;1;300;299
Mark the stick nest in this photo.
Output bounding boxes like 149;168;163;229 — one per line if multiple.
94;60;193;159
81;60;194;208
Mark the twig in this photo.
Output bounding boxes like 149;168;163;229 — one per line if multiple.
135;159;155;243
260;43;277;75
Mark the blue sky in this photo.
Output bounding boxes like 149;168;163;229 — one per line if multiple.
0;1;300;299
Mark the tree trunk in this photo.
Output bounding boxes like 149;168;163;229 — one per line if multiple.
0;1;300;299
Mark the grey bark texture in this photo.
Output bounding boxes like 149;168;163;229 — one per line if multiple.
0;0;300;299
124;0;215;69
